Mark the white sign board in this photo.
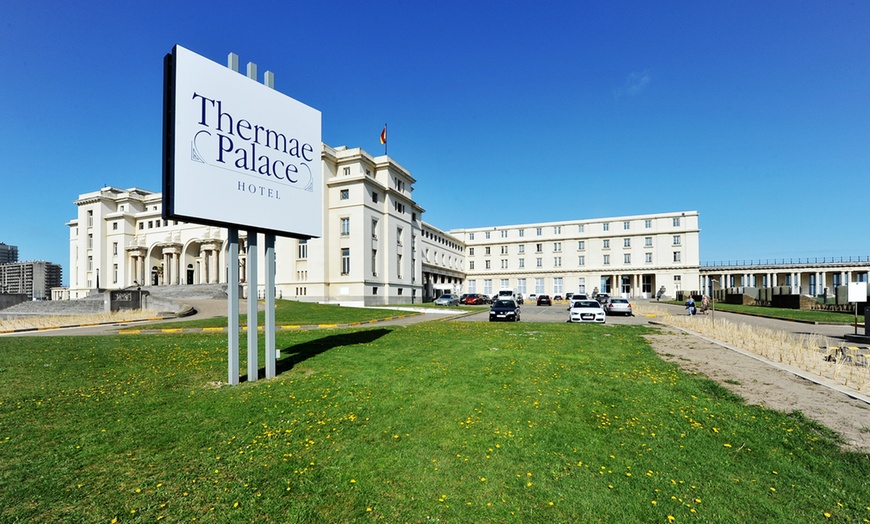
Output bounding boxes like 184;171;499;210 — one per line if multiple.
163;45;322;237
847;282;868;303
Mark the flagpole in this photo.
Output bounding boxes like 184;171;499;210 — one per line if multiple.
384;123;388;156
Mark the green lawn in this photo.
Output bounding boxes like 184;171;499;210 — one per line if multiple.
145;300;428;330
1;321;867;522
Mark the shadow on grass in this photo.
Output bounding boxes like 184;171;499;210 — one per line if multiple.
242;328;393;381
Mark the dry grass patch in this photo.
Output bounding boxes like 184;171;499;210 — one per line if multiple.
635;303;870;392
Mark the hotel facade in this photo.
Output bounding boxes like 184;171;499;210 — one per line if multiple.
66;144;699;306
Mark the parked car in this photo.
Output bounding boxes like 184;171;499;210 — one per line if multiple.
537;294;552;306
605;297;633;316
459;293;471;304
465;294;487;305
515;293;524;304
434;294;459;306
553;295;563;301
568;299;606;323
489;299;521;322
569;293;589;301
594;293;610;305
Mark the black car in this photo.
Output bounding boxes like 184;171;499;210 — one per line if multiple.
489;299;520;322
594;293;610;305
537;294;552;306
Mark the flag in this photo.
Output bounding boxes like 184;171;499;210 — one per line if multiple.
379;125;387;145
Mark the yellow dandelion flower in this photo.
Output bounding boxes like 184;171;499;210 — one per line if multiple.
233;502;239;508
668;516;675;522
480;477;486;482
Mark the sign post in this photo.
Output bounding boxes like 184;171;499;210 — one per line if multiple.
163;45;321;384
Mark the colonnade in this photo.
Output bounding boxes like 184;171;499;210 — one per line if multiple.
700;265;870;297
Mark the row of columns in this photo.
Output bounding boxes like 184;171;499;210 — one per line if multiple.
701;269;869;296
124;241;232;287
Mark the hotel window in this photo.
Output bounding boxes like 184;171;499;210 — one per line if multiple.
469;247;475;256
645;236;652;247
298;240;308;259
340;189;349;200
113;264;118;284
673;235;681;245
536;257;542;268
603;254;610;265
554;277;563;294
578;255;585;266
624;254;631;264
372;191;379;203
536;227;542;236
624;238;631;248
623;221;630;230
517;278;526;294
602;239;610;249
645;253;653;263
87;256;93;270
343;167;351;176
673;217;681;227
148;220;153;229
341;248;351;275
535;278;544;294
578;240;585;250
500;245;508;255
469;261;475;270
372;219;378;239
139;222;144;230
485;247;491;255
87;234;93;249
518;245;525;254
485;231;490;239
87;210;93;227
554;257;562;267
485;260;491;269
536;243;543;253
579;277;586;294
501;279;509;289
518;229;525;237
468;280;477;293
501;259;508;269
484;280;493;295
578;224;585;233
673;251;682;262
645;219;652;228
518;259;525;268
397;227;403;246
397;253;403;278
553;242;561;252
469;233;475;240
372;249;377;276
112;222;118;231
501;230;508;238
340;217;350;236
603;222;609;231
554;226;561;234
155;220;161;227
112;242;118;256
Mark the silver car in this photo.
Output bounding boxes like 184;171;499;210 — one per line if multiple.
604;297;633;316
434;294;459;306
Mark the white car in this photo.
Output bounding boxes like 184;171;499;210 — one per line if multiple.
568;300;606;323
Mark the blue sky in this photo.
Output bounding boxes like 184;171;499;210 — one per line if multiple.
2;1;868;285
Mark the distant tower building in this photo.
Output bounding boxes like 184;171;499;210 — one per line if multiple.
0;261;62;299
0;243;18;264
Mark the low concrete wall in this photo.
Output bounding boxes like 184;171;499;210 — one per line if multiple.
0;294;29;311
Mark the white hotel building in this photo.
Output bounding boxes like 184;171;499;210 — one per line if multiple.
66;144;699;305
